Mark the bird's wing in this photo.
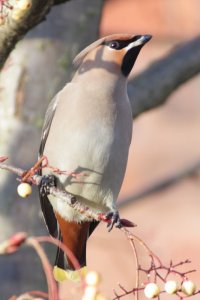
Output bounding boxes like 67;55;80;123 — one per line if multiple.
39;95;60;238
39;95;59;156
39;86;100;242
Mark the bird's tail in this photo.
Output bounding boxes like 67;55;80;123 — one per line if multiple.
53;265;87;282
53;228;87;282
53;216;99;282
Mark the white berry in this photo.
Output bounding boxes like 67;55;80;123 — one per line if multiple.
165;280;180;294
181;280;196;296
85;271;101;286
82;286;97;300
17;182;32;198
144;283;160;298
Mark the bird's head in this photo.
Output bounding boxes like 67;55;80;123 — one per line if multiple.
73;34;152;77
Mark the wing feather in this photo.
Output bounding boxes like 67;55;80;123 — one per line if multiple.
39;95;59;237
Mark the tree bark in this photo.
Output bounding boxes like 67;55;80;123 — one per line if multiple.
0;0;75;69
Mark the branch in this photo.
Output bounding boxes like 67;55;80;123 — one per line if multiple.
0;0;71;70
0;156;135;228
0;159;100;219
129;35;200;118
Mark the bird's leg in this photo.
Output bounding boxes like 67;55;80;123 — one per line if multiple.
39;175;57;197
105;209;122;232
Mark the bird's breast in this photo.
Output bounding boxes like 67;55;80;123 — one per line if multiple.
44;83;132;215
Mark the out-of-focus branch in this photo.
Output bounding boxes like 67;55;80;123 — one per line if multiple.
0;0;71;70
53;0;70;4
129;36;200;118
26;237;58;300
119;159;200;208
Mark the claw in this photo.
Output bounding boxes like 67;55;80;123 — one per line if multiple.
39;175;57;197
105;210;122;232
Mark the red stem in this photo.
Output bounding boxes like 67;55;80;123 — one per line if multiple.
35;236;85;285
28;290;49;298
26;237;59;300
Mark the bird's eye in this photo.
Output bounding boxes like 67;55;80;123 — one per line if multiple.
109;41;120;50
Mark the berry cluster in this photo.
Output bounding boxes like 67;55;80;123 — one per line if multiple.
82;271;107;300
144;280;196;298
113;230;199;300
139;257;198;299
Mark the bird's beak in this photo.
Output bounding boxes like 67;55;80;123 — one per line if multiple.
126;35;152;51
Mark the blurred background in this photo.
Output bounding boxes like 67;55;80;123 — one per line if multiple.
0;0;200;299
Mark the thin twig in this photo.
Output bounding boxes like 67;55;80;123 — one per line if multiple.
123;229;139;300
122;228;162;266
0;162;24;177
114;228;199;300
112;287;144;300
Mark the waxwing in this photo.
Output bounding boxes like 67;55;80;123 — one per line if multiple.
38;33;152;281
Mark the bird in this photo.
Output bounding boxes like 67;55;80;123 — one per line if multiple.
38;33;152;281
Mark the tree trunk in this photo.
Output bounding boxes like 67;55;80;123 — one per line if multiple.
0;0;103;296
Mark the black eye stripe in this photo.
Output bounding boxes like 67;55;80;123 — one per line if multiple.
102;36;143;50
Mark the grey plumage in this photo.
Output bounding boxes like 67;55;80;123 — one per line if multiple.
38;33;151;279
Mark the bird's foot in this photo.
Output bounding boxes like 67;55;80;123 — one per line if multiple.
39;175;57;197
105;210;122;232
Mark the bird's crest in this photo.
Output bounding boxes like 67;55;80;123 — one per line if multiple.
73;33;133;68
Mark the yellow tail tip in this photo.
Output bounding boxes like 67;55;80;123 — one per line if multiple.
53;265;87;282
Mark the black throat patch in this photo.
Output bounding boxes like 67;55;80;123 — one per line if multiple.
121;45;143;77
